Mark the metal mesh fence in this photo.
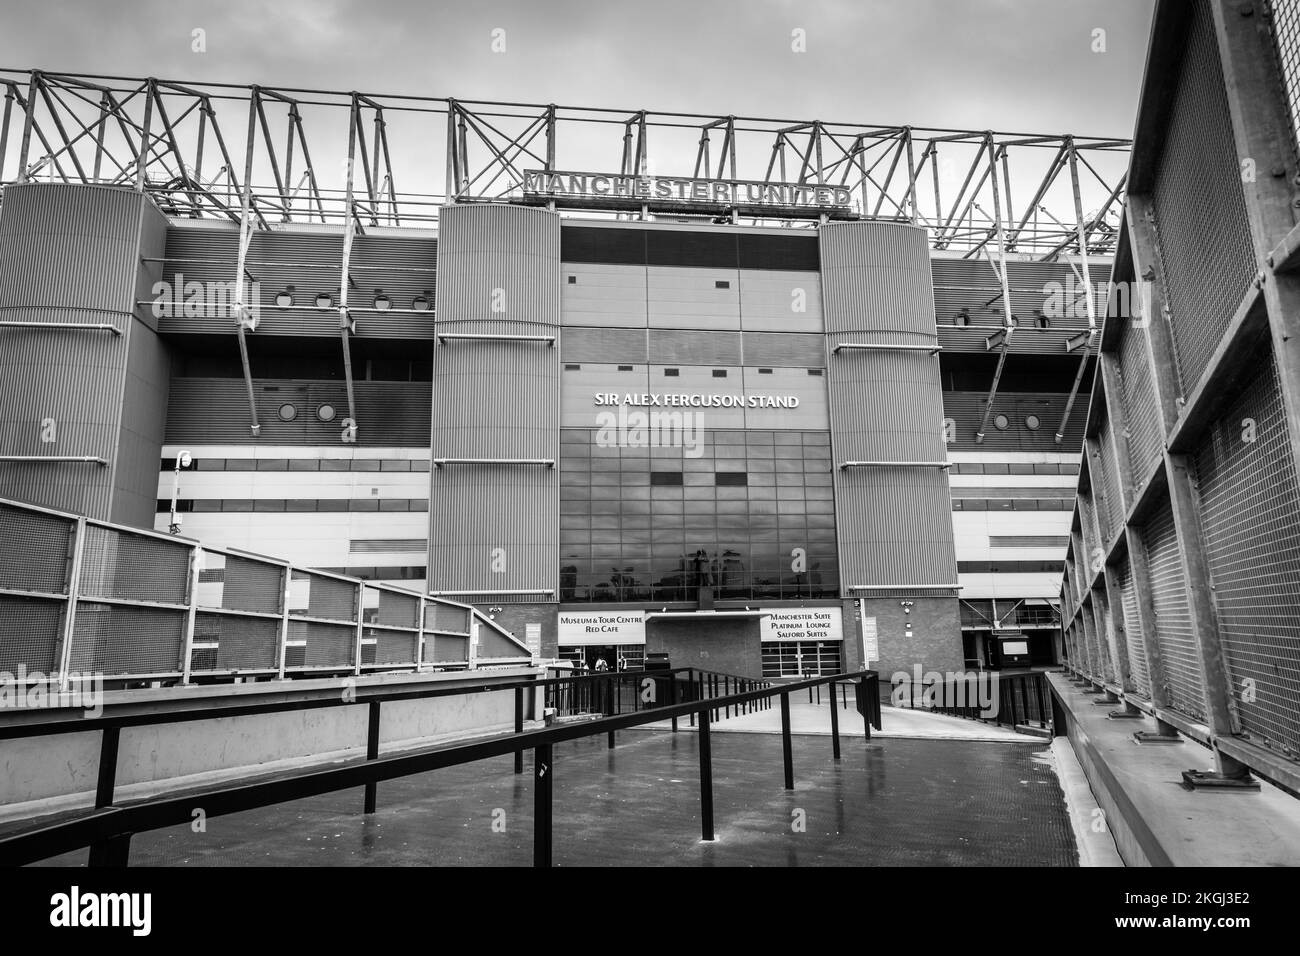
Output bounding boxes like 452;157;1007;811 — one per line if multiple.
424;601;471;635
80;525;189;605
1078;490;1101;573
365;627;420;666
425;634;471;664
0;503;74;595
290;570;357;622
68;601;186;676
1117;557;1152;698
1193;352;1300;760
1140;498;1207;722
1150;0;1258;397
0;596;63;672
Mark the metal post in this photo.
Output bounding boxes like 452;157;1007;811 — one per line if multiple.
95;726;120;809
88;833;131;868
180;544;200;685
534;743;552;868
363;699;380;814
670;673;678;733
276;565;290;680
56;516;86;693
780;692;794;790
514;686;524;774
829;683;841;760
352;583;365;677
698;710;715;842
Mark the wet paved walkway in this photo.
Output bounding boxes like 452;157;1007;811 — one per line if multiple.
38;729;1078;867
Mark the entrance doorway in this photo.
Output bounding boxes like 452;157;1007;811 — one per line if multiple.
761;641;843;678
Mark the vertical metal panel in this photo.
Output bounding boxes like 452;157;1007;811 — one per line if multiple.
1094;410;1123;540
429;204;560;596
820;220;955;587
1140;496;1207;721
0;184;155;520
1194;351;1300;760
1150;0;1256;396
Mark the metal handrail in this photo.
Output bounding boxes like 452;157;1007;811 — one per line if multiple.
0;668;881;868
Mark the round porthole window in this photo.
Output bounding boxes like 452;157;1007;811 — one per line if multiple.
412;295;430;312
1025;414;1041;430
275;289;293;308
278;403;297;422
315;292;334;309
373;292;391;311
994;413;1010;430
316;403;337;423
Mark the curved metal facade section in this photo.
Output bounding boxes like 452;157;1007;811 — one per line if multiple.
428;204;560;597
819;220;957;589
0;184;168;523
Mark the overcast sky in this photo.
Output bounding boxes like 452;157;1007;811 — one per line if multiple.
1;0;1154;136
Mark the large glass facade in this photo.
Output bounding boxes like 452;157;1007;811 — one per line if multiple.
559;428;839;602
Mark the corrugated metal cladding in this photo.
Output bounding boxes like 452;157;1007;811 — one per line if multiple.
648;329;741;365
165;379;431;445
1140;497;1207;721
1150;0;1256;397
930;257;1101;330
942;391;1086;452
820;220;956;588
1117;556;1152;698
429;204;559;597
158;224;437;337
0;184;159;521
1116;320;1163;482
1193;353;1300;760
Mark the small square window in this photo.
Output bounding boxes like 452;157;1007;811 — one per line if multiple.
565;364;581;371
568;275;577;284
618;365;633;371
712;370;727;378
664;368;680;377
807;368;824;376
758;368;773;375
650;472;683;486
715;280;730;289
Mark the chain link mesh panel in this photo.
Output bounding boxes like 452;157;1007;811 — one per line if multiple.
1118;322;1164;482
1078;490;1101;573
0;503;74;595
425;634;470;664
191;612;280;673
1193;352;1300;760
196;552;285;615
1141;498;1207;721
80;525;189;604
1117;557;1152;698
1150;0;1257;397
365;627;420;666
368;587;419;629
289;570;357;622
286;620;354;669
68;601;185;676
1268;0;1300;163
1095;413;1124;542
1091;589;1117;684
0;596;63;672
424;601;471;635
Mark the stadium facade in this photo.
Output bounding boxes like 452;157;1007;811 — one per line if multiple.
0;74;1123;681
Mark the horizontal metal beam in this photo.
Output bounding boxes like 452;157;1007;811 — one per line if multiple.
426;589;555;596
838;461;951;469
0;455;108;465
832;342;941;354
0;321;121;335
850;583;962;590
432;458;555;468
436;333;555;346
